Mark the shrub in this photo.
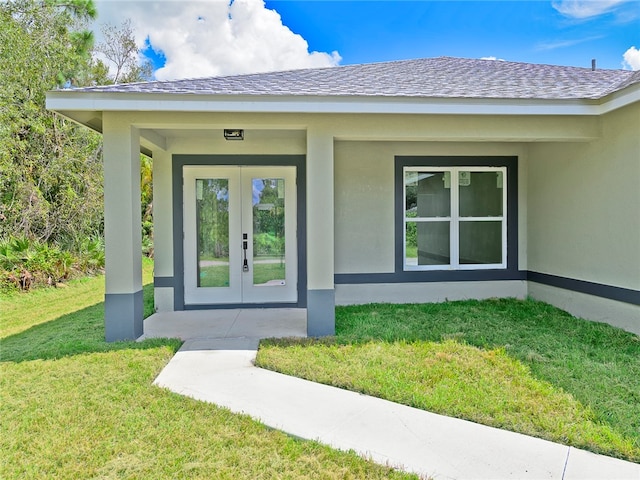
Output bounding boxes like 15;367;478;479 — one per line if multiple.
254;233;284;256
0;236;105;292
76;236;105;272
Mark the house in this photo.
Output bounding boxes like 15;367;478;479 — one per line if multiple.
46;57;640;341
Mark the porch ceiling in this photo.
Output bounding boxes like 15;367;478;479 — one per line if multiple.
146;127;306;139
139;127;307;152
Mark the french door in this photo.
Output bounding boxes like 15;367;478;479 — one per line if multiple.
183;166;297;305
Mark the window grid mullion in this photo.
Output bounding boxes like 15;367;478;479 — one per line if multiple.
451;167;459;268
503;169;508;266
403;171;408;266
407;217;453;222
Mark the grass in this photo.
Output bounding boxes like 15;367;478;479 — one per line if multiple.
0;265;416;479
253;262;286;285
0;257;155;338
199;264;230;287
256;299;640;463
200;262;286;287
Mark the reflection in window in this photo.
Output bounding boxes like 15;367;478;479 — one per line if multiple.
196;179;230;287
252;178;286;286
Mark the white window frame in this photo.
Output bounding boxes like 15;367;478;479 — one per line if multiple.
403;166;507;271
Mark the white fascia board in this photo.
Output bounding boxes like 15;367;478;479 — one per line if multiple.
597;83;640;114
47;91;609;116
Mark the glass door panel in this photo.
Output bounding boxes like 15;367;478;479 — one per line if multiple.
252;178;286;286
196;179;230;287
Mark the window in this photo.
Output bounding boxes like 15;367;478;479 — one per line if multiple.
404;166;507;271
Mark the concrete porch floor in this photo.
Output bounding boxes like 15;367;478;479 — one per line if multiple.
139;308;307;341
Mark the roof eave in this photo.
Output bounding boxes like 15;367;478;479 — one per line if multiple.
46;89;635;132
597;80;640;114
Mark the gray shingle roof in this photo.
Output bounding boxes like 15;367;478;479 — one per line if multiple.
71;57;640;101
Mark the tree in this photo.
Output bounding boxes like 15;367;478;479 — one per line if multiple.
0;1;161;289
1;0;155;254
95;19;152;84
0;0;103;246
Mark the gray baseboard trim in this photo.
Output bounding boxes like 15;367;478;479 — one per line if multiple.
154;276;175;288
307;289;335;337
527;271;640;306
105;290;144;342
334;270;638;307
335;270;527;284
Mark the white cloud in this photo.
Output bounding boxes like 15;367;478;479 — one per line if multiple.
535;34;604;51
622;46;640;70
94;0;341;80
480;56;505;61
551;0;628;19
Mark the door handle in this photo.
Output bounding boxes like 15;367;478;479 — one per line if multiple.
242;234;249;272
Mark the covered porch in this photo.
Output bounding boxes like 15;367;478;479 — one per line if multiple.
139;308;307;342
95;114;336;342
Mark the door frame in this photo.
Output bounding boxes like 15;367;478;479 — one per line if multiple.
183;165;297;305
172;155;307;310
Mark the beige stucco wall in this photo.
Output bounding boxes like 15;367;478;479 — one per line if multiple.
527;102;640;290
166;131;306;156
144;109;637;327
148;111;588;282
334;140;528;274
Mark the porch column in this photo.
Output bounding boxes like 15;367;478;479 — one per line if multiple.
306;127;335;336
103;113;143;341
151;149;174;312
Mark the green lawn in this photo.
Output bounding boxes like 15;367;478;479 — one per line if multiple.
199;264;230;287
200;261;285;287
0;264;415;480
5;266;638;477
257;300;640;463
253;261;286;285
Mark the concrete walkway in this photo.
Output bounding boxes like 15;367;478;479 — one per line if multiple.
145;310;639;480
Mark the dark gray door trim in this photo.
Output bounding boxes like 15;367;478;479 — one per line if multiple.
172;155;307;310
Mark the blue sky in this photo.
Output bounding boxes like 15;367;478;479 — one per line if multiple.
95;0;640;81
263;1;639;69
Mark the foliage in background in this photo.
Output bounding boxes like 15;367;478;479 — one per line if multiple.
0;236;104;292
197;179;230;259
253;233;284;256
1;2;155;288
0;0;103;248
141;155;154;257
